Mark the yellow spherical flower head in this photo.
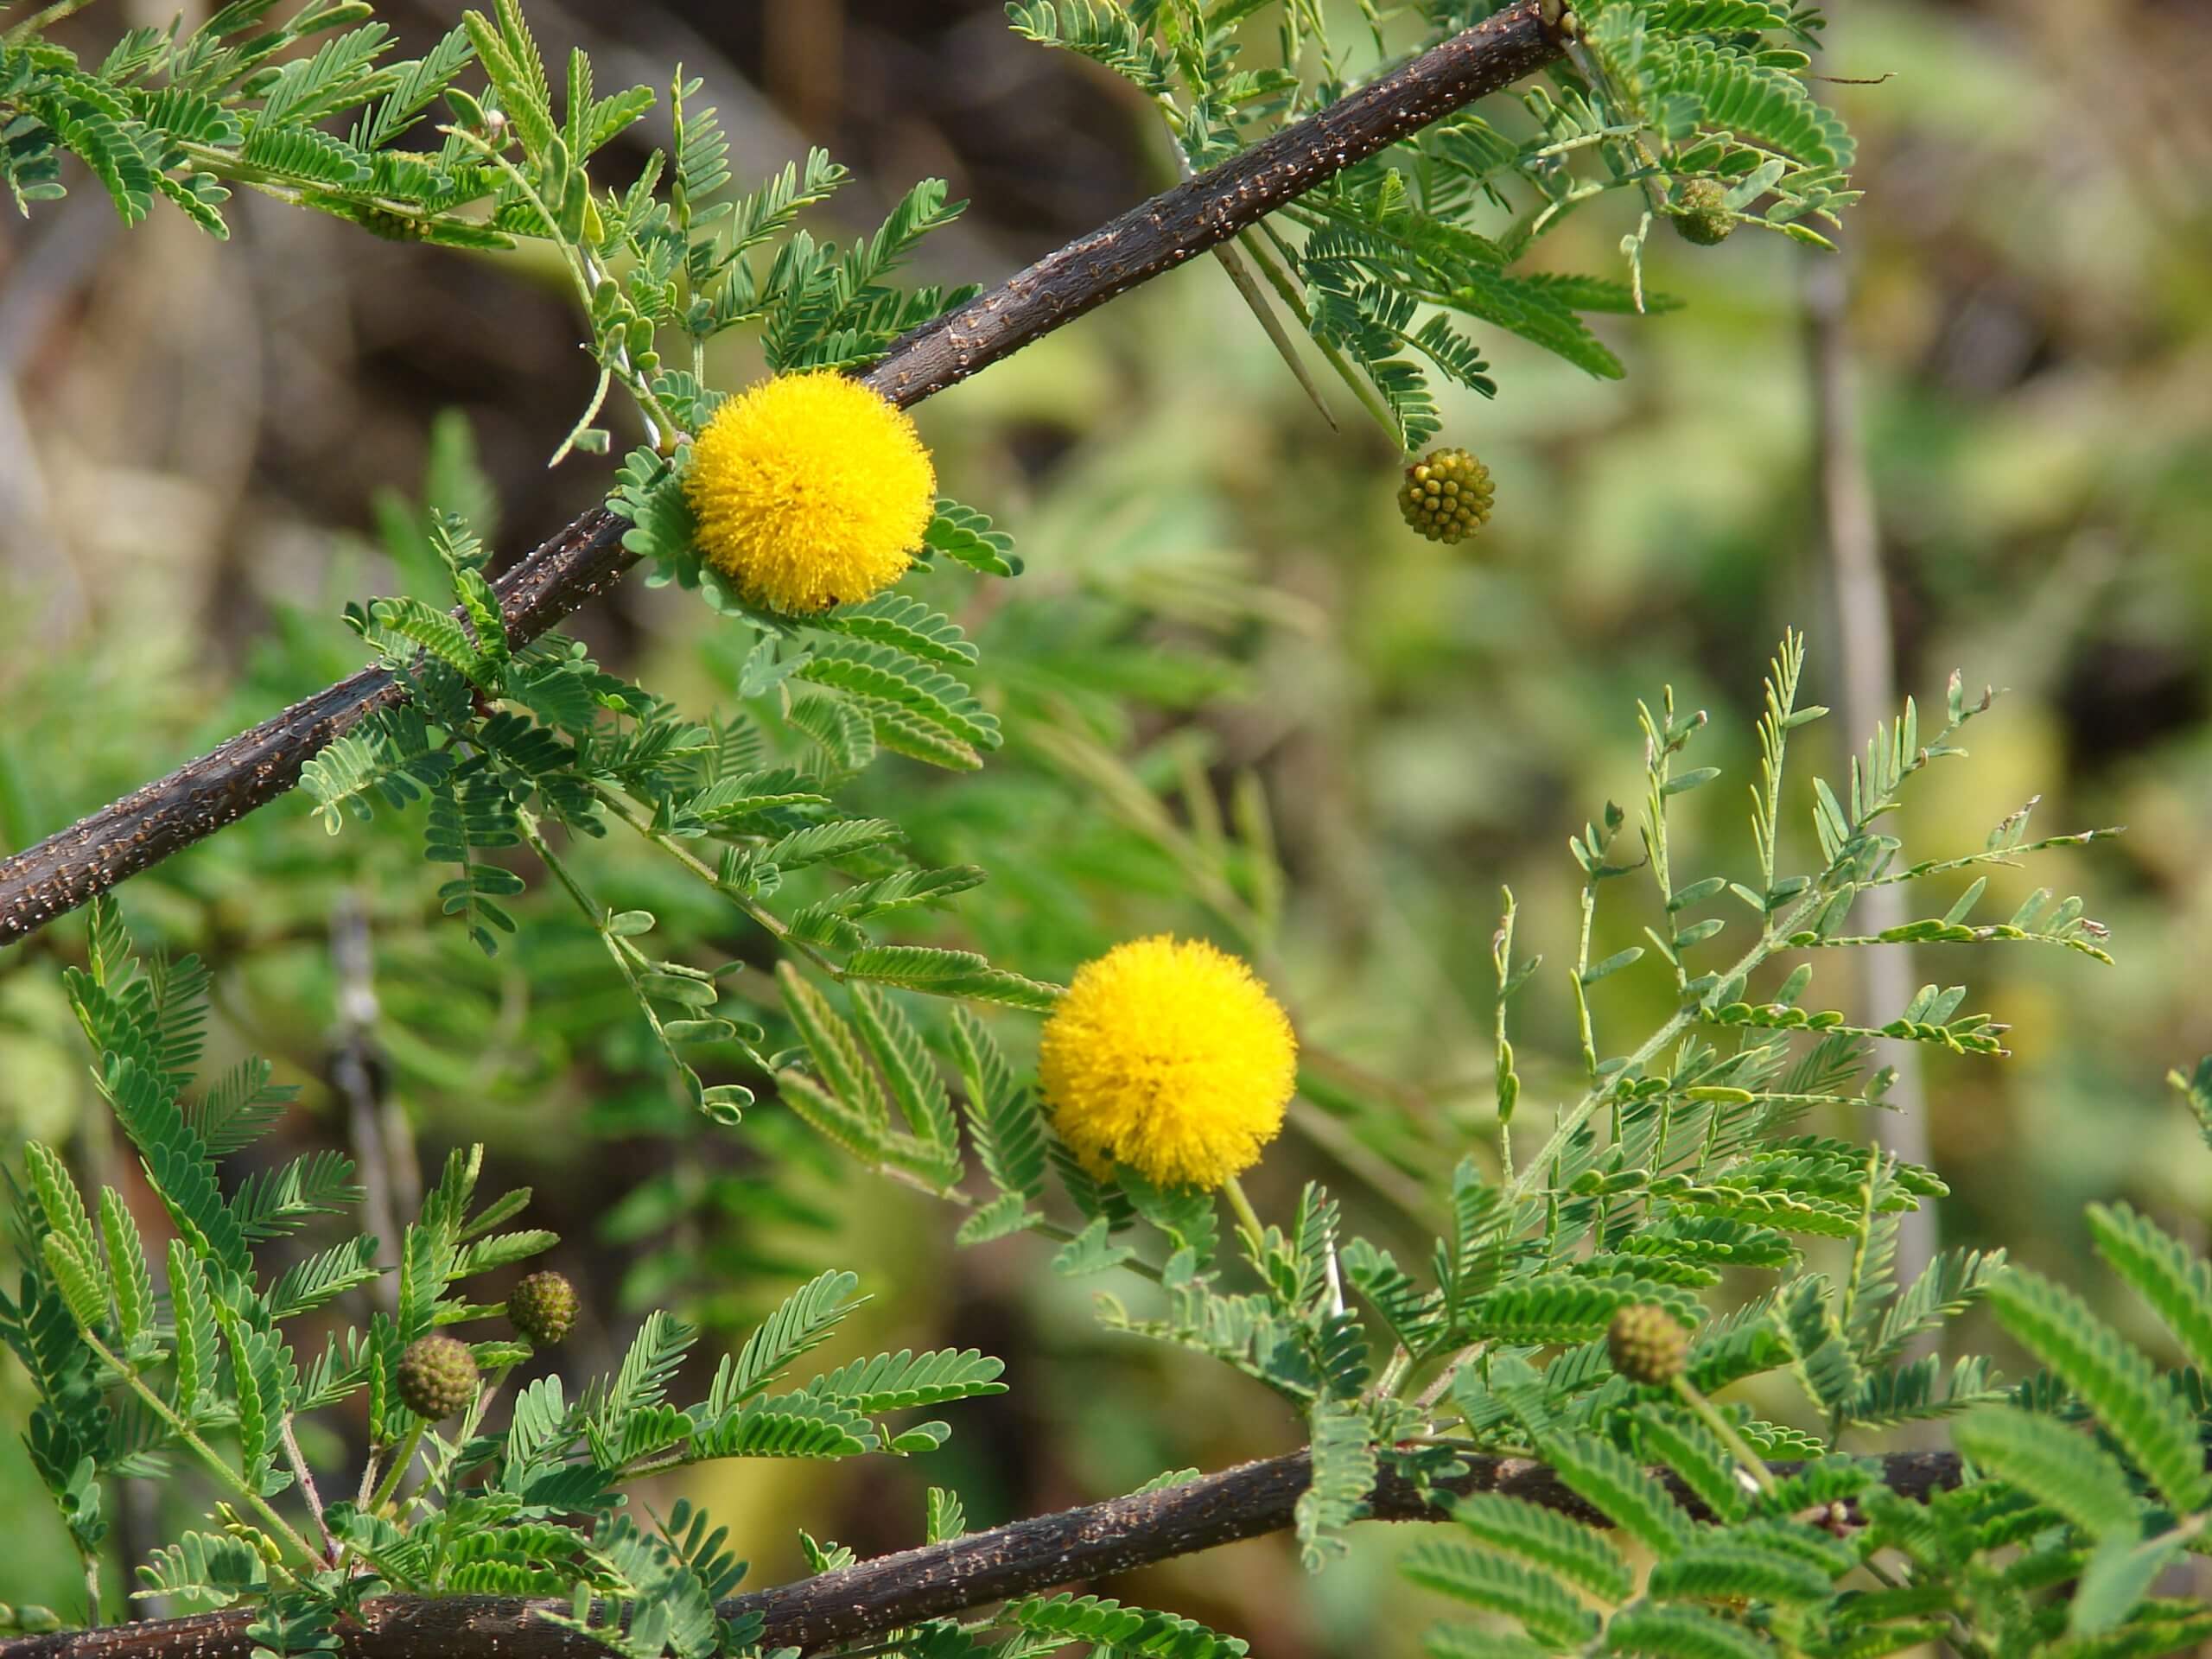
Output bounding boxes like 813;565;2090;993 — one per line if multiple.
683;370;937;614
1039;937;1298;1191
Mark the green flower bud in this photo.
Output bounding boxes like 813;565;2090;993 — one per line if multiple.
1396;448;1495;545
1608;1304;1690;1385
1672;178;1735;246
397;1334;480;1420
508;1270;580;1347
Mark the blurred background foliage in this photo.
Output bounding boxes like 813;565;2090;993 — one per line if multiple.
3;0;2209;1651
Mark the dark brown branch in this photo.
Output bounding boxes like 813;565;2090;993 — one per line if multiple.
0;1;1560;950
0;505;632;949
0;1446;1964;1659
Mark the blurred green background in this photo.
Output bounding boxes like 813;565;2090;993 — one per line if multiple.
3;0;2209;1650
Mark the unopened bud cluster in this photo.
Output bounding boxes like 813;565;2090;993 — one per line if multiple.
1608;1304;1689;1385
508;1270;580;1346
1672;179;1735;246
1396;448;1495;544
397;1334;480;1420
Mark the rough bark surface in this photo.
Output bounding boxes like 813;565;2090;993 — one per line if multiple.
0;1447;1965;1659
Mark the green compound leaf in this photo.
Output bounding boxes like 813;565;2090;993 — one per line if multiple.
1402;1538;1601;1651
22;1143;100;1290
1001;1592;1248;1659
843;946;1064;1011
41;1233;111;1336
1003;3;1177;98
264;1236;384;1323
950;1008;1048;1220
134;1531;267;1611
1294;1401;1376;1571
2085;1201;2212;1376
460;4;554;158
922;499;1020;577
97;1188;156;1357
1440;265;1623;380
847;985;961;1173
1644;1541;1840;1605
167;1239;221;1423
41;83;158;225
797;639;1001;752
1051;1216;1133;1278
855;696;985;771
1952;1406;2146;1543
744;814;885;877
1985;1267;2211;1513
1471;1273;1700;1345
1603;1603;1777;1659
1643;39;1855;169
1628;1415;1743;1530
804;1348;1007;1414
955;1192;1036;1247
592;1309;696;1458
300;707;454;833
690;1392;874;1460
812;592;978;666
1539;1430;1695;1559
188;1058;298;1158
1450;1491;1634;1603
2069;1530;2191;1639
779;965;888;1133
152;169;232;238
709;1268;865;1414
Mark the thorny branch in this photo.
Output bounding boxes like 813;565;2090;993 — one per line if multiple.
0;1445;1966;1659
0;13;1798;1657
0;1;1560;950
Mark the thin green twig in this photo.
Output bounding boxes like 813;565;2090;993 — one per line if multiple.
78;1332;321;1566
586;779;845;978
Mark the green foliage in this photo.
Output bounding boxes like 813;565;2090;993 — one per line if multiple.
1541;1429;1695;1556
1951;1407;2145;1541
0;906;1003;1645
1404;1537;1604;1650
999;0;1856;448
1449;1491;1635;1602
290;455;1057;1139
10;3;2202;1657
1295;1400;1379;1568
998;1592;1250;1659
29;574;2147;1659
1983;1268;2210;1513
4;0;983;485
1410;1072;2212;1659
683;616;2120;1592
1006;3;1178;99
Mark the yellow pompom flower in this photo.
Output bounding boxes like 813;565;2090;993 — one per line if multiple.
683;370;937;613
1039;936;1298;1191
